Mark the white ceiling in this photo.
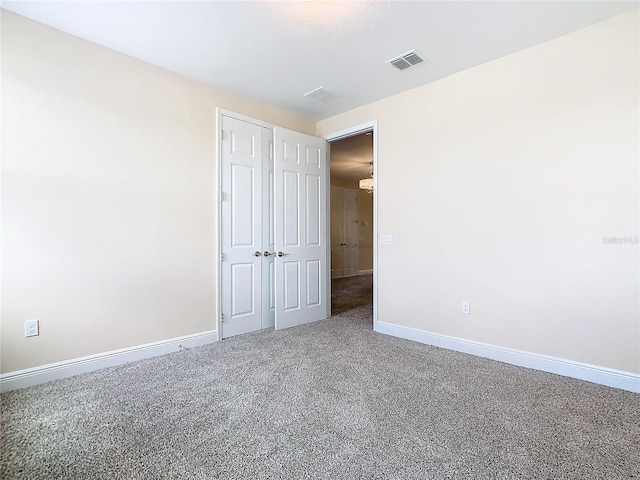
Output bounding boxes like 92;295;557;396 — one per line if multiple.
2;1;637;121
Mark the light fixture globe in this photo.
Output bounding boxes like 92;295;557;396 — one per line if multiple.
359;178;373;192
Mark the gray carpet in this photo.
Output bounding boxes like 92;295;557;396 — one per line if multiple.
1;276;639;479
331;274;373;315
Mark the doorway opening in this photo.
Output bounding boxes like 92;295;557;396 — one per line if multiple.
327;126;376;324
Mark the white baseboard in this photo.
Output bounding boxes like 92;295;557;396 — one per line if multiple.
0;330;218;393
358;269;373;275
375;321;639;393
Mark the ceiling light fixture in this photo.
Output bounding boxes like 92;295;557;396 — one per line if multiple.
359;162;374;193
359;178;373;192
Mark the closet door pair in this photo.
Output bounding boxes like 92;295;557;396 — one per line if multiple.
220;114;328;338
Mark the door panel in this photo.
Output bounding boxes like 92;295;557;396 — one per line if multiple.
306;260;321;306
231;129;255;156
331;247;343;278
343;189;359;276
231;263;254;315
330;186;359;277
231;164;255;246
283;171;300;246
306;174;320;246
274;127;328;330
283;140;298;163
221;116;263;338
283;261;300;311
306;146;321;167
343;246;359;277
330;187;344;278
343;189;359;245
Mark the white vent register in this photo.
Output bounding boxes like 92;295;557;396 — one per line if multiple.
387;50;424;70
304;86;340;104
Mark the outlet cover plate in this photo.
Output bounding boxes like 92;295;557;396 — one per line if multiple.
25;320;39;337
461;301;470;315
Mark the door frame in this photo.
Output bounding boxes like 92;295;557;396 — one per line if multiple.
216;108;332;337
324;121;378;330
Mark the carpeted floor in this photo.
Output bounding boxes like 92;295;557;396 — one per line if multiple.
1;275;639;479
331;274;373;315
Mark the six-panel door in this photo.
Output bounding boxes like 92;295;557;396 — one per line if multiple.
221;116;264;338
274;127;328;330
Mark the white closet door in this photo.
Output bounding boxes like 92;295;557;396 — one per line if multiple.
274;127;328;330
330;186;344;278
330;187;359;278
221;116;263;338
342;188;359;276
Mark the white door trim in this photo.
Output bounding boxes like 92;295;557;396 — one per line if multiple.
324;121;378;330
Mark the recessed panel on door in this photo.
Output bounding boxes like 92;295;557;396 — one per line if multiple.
284;170;299;247
268;169;274;246
306;145;321;168
268;261;275;311
284;261;300;311
231;164;254;246
231;131;255;156
283;140;299;164
231;263;254;317
306;174;320;246
306;260;321;307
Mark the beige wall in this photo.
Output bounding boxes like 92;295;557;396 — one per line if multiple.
0;11;314;373
318;10;640;373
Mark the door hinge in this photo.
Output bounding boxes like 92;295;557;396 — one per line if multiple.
221;130;224;140
221;252;224;262
221;313;224;323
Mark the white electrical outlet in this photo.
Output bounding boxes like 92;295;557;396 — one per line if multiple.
25;320;39;337
461;301;470;315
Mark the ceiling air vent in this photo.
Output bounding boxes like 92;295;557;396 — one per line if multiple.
387;50;424;71
304;86;340;104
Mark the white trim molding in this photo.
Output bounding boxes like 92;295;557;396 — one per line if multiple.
0;330;218;393
375;321;640;393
